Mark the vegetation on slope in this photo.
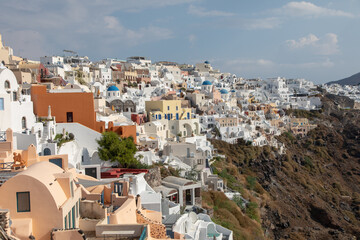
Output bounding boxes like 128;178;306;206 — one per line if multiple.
210;95;360;239
202;191;264;240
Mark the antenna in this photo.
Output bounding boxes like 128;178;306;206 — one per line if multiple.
63;50;77;55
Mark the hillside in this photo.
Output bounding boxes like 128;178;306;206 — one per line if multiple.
210;95;360;240
328;72;360;86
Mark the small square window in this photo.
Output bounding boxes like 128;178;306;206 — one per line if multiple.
17;192;30;212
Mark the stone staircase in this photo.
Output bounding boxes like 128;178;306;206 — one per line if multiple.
39;124;49;145
136;210;170;239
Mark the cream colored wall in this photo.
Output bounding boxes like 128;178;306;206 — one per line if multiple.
0;175;63;240
146;100;192;121
13;71;31;84
0;49;9;65
109;197;137;224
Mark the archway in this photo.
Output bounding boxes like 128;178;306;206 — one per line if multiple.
44;148;51;156
183;123;192;137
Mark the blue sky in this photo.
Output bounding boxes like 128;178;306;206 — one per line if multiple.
1;0;359;83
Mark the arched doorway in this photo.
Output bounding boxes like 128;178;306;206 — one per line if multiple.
43;148;51;156
183;123;192;137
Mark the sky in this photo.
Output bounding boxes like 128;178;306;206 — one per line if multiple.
0;0;360;84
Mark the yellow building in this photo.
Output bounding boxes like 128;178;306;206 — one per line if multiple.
145;100;192;121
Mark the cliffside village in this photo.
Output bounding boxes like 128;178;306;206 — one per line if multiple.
0;33;356;240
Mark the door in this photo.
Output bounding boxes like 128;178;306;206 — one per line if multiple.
66;112;73;122
85;168;97;179
114;182;123;196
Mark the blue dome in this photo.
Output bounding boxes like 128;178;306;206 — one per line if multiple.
204;60;210;64
202;80;212;86
230;89;236;92
107;85;120;91
220;89;229;94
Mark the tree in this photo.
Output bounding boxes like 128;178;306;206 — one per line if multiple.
97;132;140;168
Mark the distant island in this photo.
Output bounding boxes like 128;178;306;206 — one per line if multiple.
328;72;360;86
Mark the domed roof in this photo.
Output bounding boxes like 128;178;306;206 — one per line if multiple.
204;60;210;64
230;89;236;92
107;85;120;91
220;89;229;94
202;80;212;86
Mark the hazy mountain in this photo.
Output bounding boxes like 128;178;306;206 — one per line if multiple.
328;72;360;85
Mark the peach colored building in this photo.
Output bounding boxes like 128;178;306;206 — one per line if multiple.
0;128;69;173
0;161;82;240
79;178;170;239
31;84;105;132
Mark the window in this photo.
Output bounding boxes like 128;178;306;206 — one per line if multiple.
167;106;170;110
4;81;10;89
16;192;30;212
72;206;75;228
0;98;4;110
13;92;17;101
21;117;26;129
68;212;71;229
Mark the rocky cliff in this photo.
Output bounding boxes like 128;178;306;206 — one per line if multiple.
211;94;360;240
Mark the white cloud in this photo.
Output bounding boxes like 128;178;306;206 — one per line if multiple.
278;1;355;18
104;16;123;30
188;5;234;17
102;16;173;45
241;17;281;30
0;1;177;59
221;57;334;74
286;33;339;55
286;34;319;48
1;30;47;59
226;59;274;67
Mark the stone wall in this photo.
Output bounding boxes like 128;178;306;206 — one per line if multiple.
79;200;106;219
0;210;10;235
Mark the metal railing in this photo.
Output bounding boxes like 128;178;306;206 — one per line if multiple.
0;132;6;142
0;162;12;170
139;226;147;240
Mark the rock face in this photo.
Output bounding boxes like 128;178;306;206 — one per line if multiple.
212;95;360;240
144;167;162;188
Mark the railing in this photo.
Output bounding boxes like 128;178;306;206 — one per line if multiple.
139;226;147;240
0;132;6;142
0;162;13;170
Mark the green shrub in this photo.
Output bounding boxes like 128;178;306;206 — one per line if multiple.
246;176;256;191
246;202;259;222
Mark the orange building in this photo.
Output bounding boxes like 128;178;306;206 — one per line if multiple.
31;84;105;132
107;122;137;143
31;85;137;142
